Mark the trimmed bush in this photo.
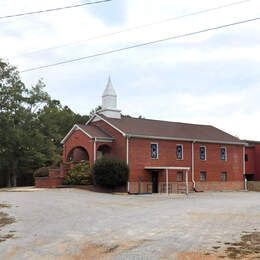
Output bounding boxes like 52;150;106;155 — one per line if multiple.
63;162;92;185
92;157;129;188
34;167;49;177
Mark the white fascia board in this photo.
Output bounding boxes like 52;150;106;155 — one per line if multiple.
85;114;96;126
76;125;93;139
60;124;78;144
144;166;190;171
96;138;114;143
60;124;93;144
129;134;246;146
95;114;126;137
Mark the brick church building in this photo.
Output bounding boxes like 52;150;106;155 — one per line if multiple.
52;78;259;193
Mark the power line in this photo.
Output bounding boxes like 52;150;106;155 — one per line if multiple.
14;0;252;58
20;16;260;73
0;0;111;20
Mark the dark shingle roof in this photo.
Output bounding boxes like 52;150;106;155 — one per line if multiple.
78;124;112;139
98;115;243;144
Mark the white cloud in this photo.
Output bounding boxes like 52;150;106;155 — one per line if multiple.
1;0;260;140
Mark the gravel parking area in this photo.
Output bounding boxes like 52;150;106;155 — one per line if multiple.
0;189;260;259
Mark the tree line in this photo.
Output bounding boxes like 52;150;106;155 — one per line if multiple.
0;60;90;187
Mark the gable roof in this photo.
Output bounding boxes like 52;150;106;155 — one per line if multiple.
60;124;113;144
95;114;245;145
78;124;112;139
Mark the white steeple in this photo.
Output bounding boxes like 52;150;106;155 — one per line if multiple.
102;76;117;109
99;77;121;119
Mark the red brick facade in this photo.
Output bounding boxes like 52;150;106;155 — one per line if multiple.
57;118;246;193
245;143;260;181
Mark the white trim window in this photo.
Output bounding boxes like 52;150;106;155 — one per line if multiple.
220;147;227;161
200;146;206;160
151;143;158;159
176;144;183;160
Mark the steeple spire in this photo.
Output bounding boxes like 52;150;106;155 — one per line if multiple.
102;76;117;106
99;76;121;119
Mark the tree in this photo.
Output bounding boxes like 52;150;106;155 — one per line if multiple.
0;59;90;187
0;60;50;186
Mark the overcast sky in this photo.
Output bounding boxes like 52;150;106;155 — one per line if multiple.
1;0;260;140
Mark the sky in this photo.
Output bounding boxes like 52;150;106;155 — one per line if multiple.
1;0;260;140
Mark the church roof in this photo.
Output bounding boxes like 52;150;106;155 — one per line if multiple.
96;115;245;144
78;124;113;139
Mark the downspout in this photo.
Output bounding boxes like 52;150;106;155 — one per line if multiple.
126;135;130;193
192;141;196;190
93;138;97;162
243;145;247;191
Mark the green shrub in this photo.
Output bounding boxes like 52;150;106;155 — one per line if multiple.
63;162;92;185
92;157;129;188
34;167;49;177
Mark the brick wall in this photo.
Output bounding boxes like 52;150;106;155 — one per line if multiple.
245;146;256;175
128;137;244;192
62;130;94;164
35;177;63;188
254;144;260;180
92;120;126;161
194;142;243;182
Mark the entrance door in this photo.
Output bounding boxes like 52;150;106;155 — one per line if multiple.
151;172;159;193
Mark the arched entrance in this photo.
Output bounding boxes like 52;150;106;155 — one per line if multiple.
67;146;89;163
97;144;111;160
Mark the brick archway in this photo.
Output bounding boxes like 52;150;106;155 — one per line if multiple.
67;146;89;163
97;144;112;160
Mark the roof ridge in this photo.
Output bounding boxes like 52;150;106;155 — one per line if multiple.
121;115;212;127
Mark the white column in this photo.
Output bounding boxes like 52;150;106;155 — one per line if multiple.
166;169;169;195
192;142;196;189
93;138;96;162
243;146;247;191
185;170;189;195
126;136;130;193
126;136;129;165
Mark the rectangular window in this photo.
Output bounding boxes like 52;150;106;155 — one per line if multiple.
176;171;184;182
220;172;227;181
220;147;227;161
245;154;248;162
151;143;158;159
200;146;206;160
176;144;183;160
200;171;207;181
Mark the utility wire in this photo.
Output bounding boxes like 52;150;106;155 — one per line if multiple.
0;0;111;20
14;0;252;58
20;16;260;73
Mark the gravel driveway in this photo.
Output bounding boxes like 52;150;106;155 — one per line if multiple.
0;189;260;259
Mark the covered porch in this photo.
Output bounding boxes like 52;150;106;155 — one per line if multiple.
144;166;190;195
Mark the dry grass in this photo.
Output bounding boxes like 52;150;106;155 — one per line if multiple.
224;232;260;259
0;203;15;243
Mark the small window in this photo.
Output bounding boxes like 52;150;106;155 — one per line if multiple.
176;145;183;160
176;171;184;182
200;171;207;181
220;147;227;161
200;146;206;160
151;143;158;159
220;172;227;181
245;154;248;162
